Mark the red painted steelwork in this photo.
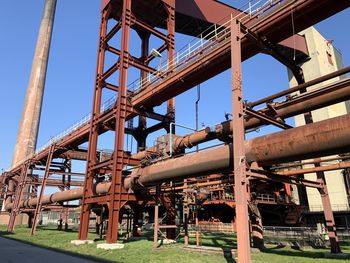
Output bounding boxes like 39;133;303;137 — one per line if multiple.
7;112;350;211
231;19;251;263
131;0;350;108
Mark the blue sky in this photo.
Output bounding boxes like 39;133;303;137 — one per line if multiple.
0;0;349;172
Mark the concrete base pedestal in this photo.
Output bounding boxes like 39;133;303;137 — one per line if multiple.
97;243;125;250
70;240;94;245
158;239;176;245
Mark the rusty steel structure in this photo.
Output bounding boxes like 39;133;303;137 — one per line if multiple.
1;0;350;262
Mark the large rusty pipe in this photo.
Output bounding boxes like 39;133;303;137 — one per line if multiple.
246;78;350;129
126;145;233;190
6;113;350;210
249;66;350;107
277;162;350;176
135;78;350;159
6;182;111;210
125;113;350;189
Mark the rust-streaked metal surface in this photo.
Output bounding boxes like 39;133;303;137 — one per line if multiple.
130;77;350;160
5;78;350;207
231;18;251;263
125;113;350;189
7;112;350;210
277;162;350;176
249;66;350;107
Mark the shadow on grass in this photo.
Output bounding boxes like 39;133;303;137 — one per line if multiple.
190;233;237;248
263;241;350;259
223;248;236;263
262;247;326;259
36;225;79;232
0;230;117;263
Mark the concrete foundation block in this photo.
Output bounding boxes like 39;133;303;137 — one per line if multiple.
70;240;94;245
158;239;176;245
97;243;125;250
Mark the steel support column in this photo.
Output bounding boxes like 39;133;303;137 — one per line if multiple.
165;1;176;124
78;4;111;241
195;195;200;246
164;2;177;240
316;166;341;253
7;161;30;232
135;31;150;151
183;179;189;246
31;144;55;235
160;192;177;239
153;204;159;247
105;0;132;244
231;19;251;263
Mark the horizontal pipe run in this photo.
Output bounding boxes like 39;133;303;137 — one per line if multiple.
125;145;233;190
6;77;350;180
5;182;111;210
7;113;350;210
249;171;323;189
133;78;350;160
249;66;350;107
29;179;83;187
245;78;350;129
276;162;350;176
273;154;350;169
125;113;350;189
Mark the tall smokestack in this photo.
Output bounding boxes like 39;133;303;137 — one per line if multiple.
11;0;57;168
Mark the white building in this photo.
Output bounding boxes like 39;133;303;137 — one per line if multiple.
288;27;350;228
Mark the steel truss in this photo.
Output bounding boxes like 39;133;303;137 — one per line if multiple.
78;0;177;243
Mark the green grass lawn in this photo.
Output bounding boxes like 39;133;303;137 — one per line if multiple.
0;225;349;263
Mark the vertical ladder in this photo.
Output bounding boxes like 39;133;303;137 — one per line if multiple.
31;144;55;235
7;161;30;232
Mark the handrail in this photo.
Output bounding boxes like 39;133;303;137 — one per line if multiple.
129;0;280;94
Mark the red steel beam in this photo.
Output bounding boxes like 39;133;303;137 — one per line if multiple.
31;144;55;235
131;0;350;108
231;19;251;263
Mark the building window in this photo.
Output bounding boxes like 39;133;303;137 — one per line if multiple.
326;51;333;66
